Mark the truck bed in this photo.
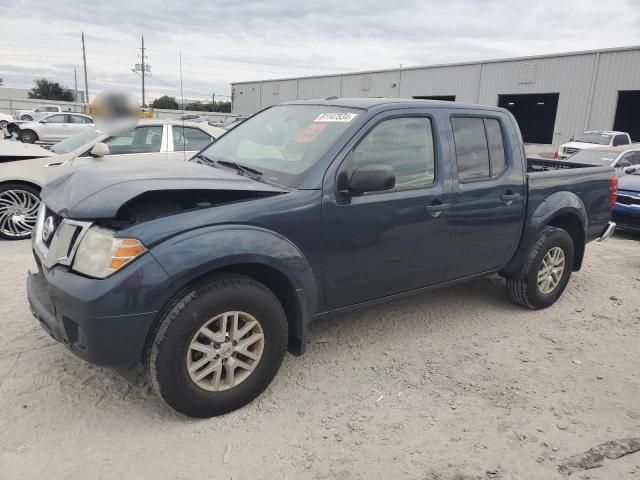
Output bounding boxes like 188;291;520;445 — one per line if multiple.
525;157;615;243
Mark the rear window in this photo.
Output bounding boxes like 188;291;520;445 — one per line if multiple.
452;117;508;182
573;133;612;145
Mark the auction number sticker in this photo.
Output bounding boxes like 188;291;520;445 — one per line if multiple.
314;112;358;123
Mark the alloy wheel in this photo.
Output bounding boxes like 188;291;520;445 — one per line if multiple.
0;189;40;239
537;246;565;294
186;311;265;392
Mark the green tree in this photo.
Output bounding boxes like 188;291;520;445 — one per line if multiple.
150;95;179;109
28;78;75;102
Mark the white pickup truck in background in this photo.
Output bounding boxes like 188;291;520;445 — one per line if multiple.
14;105;67;121
555;130;631;159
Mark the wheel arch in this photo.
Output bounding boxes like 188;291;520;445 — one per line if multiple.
145;226;319;358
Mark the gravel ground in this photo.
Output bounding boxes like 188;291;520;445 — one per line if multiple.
1;233;639;480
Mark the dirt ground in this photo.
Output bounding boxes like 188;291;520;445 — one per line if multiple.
1;233;639;480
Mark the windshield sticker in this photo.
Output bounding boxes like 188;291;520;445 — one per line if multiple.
296;123;327;143
314;112;358;123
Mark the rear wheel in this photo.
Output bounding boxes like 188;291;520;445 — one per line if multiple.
20;114;33;121
19;129;38;143
506;226;574;309
146;275;288;418
0;183;41;240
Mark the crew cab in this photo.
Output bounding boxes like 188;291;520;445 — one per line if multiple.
27;99;617;418
556;130;631;159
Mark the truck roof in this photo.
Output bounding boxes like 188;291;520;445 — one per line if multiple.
283;97;504;112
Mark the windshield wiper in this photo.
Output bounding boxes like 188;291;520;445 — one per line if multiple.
216;160;263;180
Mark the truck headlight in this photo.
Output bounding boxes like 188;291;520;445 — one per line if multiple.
72;226;147;279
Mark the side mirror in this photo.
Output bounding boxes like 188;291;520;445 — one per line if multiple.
90;142;110;157
346;164;395;195
623;165;639;175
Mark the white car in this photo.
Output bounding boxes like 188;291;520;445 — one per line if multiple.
14;105;65;121
16;113;95;144
0;112;13;130
0;120;225;240
556;130;631;159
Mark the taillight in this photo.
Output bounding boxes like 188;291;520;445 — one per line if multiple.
553;151;559;159
609;176;618;208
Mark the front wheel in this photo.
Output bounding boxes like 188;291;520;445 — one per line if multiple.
506;226;574;309
0;183;41;240
0;120;8;130
19;129;38;143
146;275;288;418
20;115;33;121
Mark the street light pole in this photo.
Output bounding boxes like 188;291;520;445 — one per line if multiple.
141;35;146;107
81;31;89;103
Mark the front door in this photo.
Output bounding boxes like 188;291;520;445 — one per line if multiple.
323;113;452;309
72;125;168;166
38;114;69;141
446;114;526;280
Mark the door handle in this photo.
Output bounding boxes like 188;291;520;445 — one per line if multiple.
501;191;521;205
426;201;450;218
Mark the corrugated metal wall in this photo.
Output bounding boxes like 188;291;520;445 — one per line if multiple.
232;47;640;145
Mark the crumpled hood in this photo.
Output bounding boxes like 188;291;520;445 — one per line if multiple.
41;160;286;219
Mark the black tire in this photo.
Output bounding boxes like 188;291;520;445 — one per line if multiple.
21;115;33;121
146;275;288;418
0;120;7;130
0;182;41;240
19;129;38;143
506;226;574;309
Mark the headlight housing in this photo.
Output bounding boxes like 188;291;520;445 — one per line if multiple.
72;226;147;279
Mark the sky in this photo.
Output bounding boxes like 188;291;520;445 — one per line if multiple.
1;0;640;104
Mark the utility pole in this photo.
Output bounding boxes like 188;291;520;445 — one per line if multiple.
141;35;146;107
211;93;215;112
81;31;89;104
74;67;78;102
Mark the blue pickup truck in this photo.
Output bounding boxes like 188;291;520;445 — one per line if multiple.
27;98;617;417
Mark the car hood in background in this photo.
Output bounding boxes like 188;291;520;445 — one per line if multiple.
0;141;55;163
562;141;609;150
41;160;287;219
618;174;640;193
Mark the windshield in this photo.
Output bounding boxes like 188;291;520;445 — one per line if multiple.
196;105;361;187
50;127;103;154
568;149;619;166
573;133;612;145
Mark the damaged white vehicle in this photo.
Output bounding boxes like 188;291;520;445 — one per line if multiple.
0;120;225;240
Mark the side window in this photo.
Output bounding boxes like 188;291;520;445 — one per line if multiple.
613;135;630;147
618;153;633;167
46;107;58;112
68;115;90;124
104;126;163;154
172;127;212;152
42;114;67;124
34;107;45;112
452;116;508;182
452;118;491;182
349;117;435;189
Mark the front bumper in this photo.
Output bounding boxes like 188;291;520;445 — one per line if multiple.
612;210;640;231
27;250;174;368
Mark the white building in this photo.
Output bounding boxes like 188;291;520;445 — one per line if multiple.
231;45;640;146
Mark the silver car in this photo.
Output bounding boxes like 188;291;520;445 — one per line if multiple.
17;113;95;144
14;104;64;121
0;119;225;239
564;146;640;175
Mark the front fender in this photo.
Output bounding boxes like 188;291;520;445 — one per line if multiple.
502;191;587;276
148;224;318;344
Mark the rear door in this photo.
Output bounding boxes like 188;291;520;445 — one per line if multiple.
166;125;215;161
446;112;526;280
66;114;94;136
322;110;453;309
